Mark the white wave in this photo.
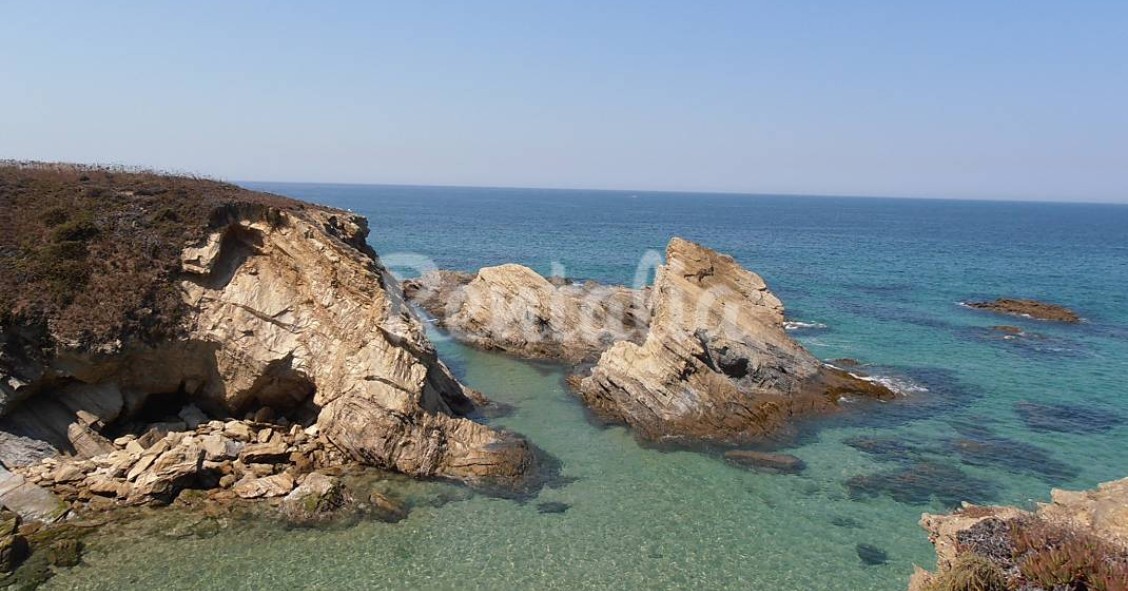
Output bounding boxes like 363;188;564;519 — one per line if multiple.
784;320;828;331
848;372;929;396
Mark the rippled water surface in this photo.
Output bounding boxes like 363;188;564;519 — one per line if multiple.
46;185;1128;590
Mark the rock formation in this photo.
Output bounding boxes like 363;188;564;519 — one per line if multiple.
404;266;649;363
577;238;895;443
964;298;1081;323
909;477;1128;591
0;164;538;524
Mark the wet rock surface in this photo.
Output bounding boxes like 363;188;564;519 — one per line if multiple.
964;298;1081;323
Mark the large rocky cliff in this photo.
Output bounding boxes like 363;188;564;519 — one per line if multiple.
0;164;536;520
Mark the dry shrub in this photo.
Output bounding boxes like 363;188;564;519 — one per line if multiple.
1010;518;1128;591
927;554;1008;591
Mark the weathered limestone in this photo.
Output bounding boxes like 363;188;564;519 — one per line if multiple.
578;238;895;443
404;266;650;363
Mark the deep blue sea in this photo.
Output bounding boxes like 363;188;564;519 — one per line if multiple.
51;184;1128;590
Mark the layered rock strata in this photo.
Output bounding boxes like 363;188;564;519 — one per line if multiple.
404;267;649;363
577;238;895;443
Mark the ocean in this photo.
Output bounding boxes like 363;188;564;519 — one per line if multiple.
47;184;1128;590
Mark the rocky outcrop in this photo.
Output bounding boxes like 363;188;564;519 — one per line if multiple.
964;298;1081;323
13;419;345;507
577;238;895;444
404;267;649;363
0;168;539;520
909;477;1128;591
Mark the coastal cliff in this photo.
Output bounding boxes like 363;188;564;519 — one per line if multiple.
0;164;536;522
909;477;1128;591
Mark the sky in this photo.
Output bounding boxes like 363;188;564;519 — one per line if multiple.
1;1;1126;202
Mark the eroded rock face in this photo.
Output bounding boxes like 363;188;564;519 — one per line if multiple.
0;192;539;509
404;266;650;363
909;477;1128;591
578;238;894;444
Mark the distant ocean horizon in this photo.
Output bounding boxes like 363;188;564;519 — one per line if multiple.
239;179;1128;206
53;182;1128;590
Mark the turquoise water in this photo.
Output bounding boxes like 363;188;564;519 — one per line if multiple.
46;185;1128;590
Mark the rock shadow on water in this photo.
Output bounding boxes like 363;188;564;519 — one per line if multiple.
943;422;1080;485
787;366;982;449
966;324;1088;359
856;543;889;566
846;460;1001;508
1015;401;1124;435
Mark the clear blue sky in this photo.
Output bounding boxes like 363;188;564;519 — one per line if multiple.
2;1;1126;202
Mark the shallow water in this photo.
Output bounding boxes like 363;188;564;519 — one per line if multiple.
45;185;1128;590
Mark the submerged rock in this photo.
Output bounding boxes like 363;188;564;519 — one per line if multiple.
1015;401;1124;434
964;298;1080;323
723;450;806;474
846;460;999;507
855;543;888;566
536;501;570;514
404;266;650;363
577;238;896;444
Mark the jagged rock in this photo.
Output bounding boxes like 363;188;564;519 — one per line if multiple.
239;440;289;464
233;473;295;499
964;298;1080;323
128;442;205;504
404;266;650;363
320;396;533;490
578;238;895;443
66;422;115;459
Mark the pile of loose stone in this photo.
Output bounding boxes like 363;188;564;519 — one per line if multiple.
14;418;351;510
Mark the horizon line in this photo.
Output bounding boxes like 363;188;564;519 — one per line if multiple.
238;178;1128;207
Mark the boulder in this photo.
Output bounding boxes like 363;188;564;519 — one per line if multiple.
280;472;346;522
233;473;295;499
578;238;896;443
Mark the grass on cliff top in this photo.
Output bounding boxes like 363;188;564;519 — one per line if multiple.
0;162;305;350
